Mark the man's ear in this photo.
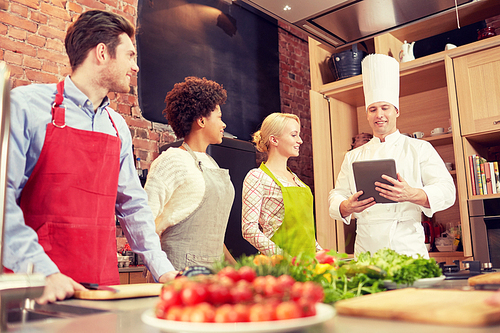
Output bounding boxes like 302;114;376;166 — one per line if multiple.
95;43;108;63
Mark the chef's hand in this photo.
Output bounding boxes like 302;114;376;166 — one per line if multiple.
36;272;86;304
158;270;178;283
375;173;430;208
340;190;376;218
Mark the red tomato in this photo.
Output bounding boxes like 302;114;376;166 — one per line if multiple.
291;281;304;301
180;306;194;322
277;274;295;290
301;281;324;303
217;266;240;282
155;300;169;319
233;303;250;322
207;282;231;305
264;275;284;298
164;305;184;321
263;299;279;321
230;280;254;303
238;266;257;282
252;275;267;294
160;285;181;307
181;283;208;306
315;249;335;264
297;298;317;317
214;304;235;323
190;302;215;323
276;301;302;320
249;303;273;322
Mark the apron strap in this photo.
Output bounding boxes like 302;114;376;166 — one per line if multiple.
52;81;66;128
259;162;297;187
181;142;219;172
182;142;203;171
104;108;120;137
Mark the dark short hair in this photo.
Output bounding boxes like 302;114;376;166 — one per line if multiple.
163;77;227;138
65;10;135;71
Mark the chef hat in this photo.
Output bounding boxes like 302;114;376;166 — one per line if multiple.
362;54;400;111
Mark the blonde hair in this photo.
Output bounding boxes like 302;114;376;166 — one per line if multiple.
252;113;300;153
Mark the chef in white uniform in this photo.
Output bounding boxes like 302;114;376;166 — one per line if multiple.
328;54;456;258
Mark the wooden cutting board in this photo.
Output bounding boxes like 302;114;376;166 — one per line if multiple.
335;288;500;327
74;283;162;300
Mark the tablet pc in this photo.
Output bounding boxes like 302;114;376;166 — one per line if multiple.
352;159;397;204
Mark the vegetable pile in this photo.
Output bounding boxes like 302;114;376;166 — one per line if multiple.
155;248;443;322
355;248;442;285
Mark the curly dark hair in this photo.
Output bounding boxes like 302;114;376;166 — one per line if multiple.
163;77;227;138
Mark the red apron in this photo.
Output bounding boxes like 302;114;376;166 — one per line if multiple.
18;80;121;285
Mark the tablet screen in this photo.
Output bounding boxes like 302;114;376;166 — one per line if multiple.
352;159;397;204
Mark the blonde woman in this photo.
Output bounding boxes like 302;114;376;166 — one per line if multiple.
242;113;322;257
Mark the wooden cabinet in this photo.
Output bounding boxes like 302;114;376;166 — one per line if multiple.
119;267;147;284
308;32;500;259
454;46;500;136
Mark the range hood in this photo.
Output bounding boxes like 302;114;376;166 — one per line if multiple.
238;0;498;48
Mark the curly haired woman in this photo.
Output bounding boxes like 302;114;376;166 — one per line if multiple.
145;76;236;270
242;113;322;257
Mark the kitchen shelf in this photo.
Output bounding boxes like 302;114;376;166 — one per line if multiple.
423;133;453;146
318;53;447;102
309;32;500;257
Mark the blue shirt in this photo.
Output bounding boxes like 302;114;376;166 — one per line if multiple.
5;76;175;279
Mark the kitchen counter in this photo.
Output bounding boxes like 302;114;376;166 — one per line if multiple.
6;280;500;333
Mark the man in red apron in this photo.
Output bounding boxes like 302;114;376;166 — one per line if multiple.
5;10;176;304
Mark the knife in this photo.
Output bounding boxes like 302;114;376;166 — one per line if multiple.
80;282;118;293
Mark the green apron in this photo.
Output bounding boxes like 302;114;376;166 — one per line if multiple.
260;163;316;257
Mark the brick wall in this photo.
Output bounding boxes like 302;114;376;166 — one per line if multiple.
0;0;175;171
276;21;314;191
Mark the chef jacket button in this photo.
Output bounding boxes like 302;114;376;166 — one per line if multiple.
78;104;82;108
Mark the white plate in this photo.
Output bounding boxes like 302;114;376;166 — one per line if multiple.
383;275;446;290
141;303;335;333
430;132;445;137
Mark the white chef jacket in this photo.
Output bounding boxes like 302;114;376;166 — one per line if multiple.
328;130;456;258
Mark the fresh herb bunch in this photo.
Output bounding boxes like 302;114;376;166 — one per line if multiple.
354;248;443;285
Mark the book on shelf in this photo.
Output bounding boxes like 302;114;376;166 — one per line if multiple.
485;163;493;194
469;155;477;195
495;161;500;193
475;155;484;195
469;155;499;195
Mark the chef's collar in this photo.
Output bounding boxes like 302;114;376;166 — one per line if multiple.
370;130;401;144
64;76;111;114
